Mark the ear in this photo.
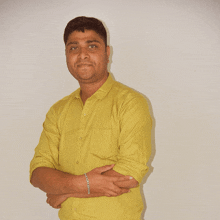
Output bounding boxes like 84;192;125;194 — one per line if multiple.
106;46;110;63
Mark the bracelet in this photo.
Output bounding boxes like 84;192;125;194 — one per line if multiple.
84;173;90;194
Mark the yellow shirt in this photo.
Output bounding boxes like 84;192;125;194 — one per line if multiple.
30;74;152;220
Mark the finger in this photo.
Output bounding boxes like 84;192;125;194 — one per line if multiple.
105;192;117;197
111;175;132;182
120;188;130;194
108;184;125;195
114;179;137;188
115;178;139;188
107;188;130;197
54;204;60;209
95;164;115;174
105;191;118;197
46;193;52;199
114;180;130;188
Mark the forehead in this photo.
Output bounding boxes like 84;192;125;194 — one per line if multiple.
66;30;105;45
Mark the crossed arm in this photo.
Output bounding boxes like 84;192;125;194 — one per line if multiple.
31;164;138;209
31;95;151;209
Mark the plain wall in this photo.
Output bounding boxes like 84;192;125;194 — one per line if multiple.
0;0;220;219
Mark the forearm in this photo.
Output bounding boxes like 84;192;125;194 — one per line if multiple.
31;165;132;203
46;190;116;209
31;167;86;195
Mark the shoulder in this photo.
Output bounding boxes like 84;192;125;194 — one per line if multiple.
46;89;79;116
112;80;149;108
111;81;152;126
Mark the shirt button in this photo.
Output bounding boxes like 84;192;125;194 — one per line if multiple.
76;161;79;164
84;113;86;116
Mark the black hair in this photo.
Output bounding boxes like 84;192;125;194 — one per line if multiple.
64;16;107;46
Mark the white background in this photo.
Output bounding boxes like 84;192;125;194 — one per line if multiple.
1;0;220;219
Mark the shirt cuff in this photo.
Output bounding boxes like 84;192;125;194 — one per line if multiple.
112;161;149;183
29;160;55;183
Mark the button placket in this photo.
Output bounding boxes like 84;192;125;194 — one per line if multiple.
76;106;89;165
77;101;92;166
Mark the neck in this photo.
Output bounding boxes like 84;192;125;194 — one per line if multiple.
79;74;109;104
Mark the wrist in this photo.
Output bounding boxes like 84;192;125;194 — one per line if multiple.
84;173;90;194
70;174;88;194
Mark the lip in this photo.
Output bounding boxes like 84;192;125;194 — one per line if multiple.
77;63;92;67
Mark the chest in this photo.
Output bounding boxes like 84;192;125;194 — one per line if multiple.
58;98;121;174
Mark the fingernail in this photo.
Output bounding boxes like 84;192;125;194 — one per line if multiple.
129;177;133;179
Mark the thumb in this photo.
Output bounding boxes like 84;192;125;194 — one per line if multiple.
95;164;115;174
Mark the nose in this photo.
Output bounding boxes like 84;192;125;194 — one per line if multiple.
78;47;89;60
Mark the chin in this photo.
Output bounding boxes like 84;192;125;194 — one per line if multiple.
77;75;96;83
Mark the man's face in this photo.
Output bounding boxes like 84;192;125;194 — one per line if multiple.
65;30;110;85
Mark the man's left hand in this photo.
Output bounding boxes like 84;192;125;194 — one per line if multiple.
46;193;68;209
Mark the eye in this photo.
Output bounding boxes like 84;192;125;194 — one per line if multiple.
89;45;97;49
70;46;78;51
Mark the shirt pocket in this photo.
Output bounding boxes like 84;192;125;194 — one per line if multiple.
89;128;119;159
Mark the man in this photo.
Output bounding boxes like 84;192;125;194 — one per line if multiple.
30;16;152;220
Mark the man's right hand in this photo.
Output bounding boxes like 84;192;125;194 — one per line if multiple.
86;164;131;197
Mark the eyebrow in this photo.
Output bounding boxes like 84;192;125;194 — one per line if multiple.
86;40;101;44
67;39;101;46
66;41;78;46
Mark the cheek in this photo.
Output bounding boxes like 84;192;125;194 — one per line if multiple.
95;54;108;66
101;56;109;68
66;59;71;70
66;56;76;68
66;60;76;75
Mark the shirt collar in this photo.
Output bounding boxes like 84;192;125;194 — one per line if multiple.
72;88;81;99
72;74;115;100
93;74;115;100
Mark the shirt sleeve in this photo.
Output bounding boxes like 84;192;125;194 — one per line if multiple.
29;106;60;182
113;94;152;183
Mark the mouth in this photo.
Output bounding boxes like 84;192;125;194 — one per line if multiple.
77;63;92;67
